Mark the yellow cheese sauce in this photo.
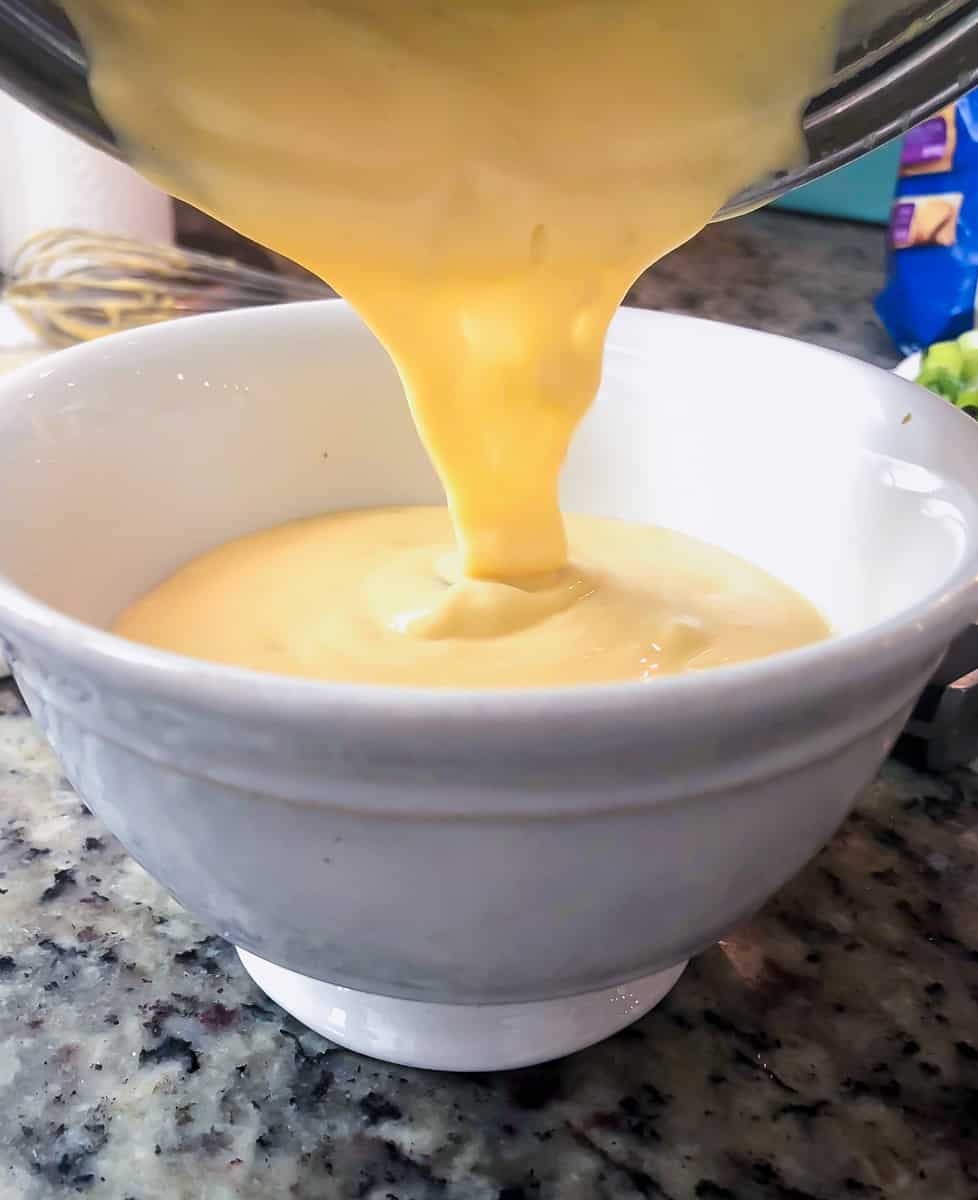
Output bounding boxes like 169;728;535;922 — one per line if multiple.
115;508;828;687
61;0;840;683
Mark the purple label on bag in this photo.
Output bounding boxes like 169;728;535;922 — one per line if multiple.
890;202;916;249
901;117;949;169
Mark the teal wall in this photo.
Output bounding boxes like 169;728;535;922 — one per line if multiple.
771;140;901;225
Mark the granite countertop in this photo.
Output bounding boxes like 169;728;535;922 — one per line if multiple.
4;211;975;1200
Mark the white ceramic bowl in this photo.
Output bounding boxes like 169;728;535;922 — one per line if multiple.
0;302;976;1071
895;352;922;381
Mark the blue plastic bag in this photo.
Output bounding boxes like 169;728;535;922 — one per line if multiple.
876;91;978;355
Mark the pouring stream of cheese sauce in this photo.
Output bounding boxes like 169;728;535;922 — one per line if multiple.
64;0;840;685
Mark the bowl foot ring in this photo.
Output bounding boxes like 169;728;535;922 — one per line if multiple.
237;948;687;1071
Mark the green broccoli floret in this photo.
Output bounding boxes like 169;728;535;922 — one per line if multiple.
917;364;961;403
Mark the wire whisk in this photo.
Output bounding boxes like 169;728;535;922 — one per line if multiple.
3;228;332;347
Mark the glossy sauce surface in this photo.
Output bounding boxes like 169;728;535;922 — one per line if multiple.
115;508;829;687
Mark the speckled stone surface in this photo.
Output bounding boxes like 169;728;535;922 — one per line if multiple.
627;210;897;369
5;213;973;1200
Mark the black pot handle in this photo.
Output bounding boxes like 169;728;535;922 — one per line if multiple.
0;0;117;157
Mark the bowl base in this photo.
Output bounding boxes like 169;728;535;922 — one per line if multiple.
237;948;687;1072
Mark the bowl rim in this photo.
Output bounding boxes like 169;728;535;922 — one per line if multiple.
0;302;977;726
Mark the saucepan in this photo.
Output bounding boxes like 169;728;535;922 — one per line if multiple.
0;0;977;216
